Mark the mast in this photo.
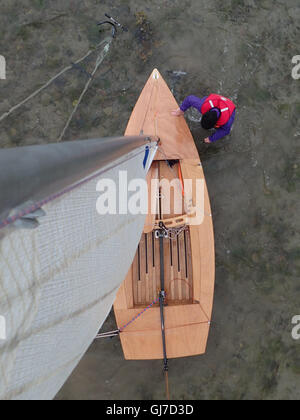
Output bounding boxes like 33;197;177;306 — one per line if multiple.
0;136;154;222
0;136;158;400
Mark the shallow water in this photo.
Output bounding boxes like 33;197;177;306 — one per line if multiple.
0;0;299;400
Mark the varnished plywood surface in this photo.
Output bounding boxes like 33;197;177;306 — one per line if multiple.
180;160;215;319
115;304;210;359
119;323;210;360
125;69;198;161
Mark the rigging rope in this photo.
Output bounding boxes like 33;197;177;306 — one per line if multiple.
157;223;188;240
57;38;112;142
95;297;159;339
0;36;112;127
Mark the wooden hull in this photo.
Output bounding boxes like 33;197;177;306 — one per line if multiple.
114;69;215;360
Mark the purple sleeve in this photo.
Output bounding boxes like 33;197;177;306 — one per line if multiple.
180;96;208;113
209;109;236;142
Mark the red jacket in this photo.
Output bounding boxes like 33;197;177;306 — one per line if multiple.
201;94;236;128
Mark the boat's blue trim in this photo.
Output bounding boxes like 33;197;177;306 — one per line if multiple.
143;146;150;169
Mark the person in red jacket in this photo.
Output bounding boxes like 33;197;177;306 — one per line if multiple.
172;94;236;143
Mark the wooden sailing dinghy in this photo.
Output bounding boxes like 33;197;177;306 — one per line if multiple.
114;69;215;361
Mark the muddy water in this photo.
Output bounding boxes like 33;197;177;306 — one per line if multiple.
0;0;299;400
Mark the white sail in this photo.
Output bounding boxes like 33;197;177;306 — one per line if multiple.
0;137;157;400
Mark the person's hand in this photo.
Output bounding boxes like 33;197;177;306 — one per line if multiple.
204;137;211;144
172;108;184;117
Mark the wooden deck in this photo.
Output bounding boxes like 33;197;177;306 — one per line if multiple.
133;229;193;307
115;305;210;360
